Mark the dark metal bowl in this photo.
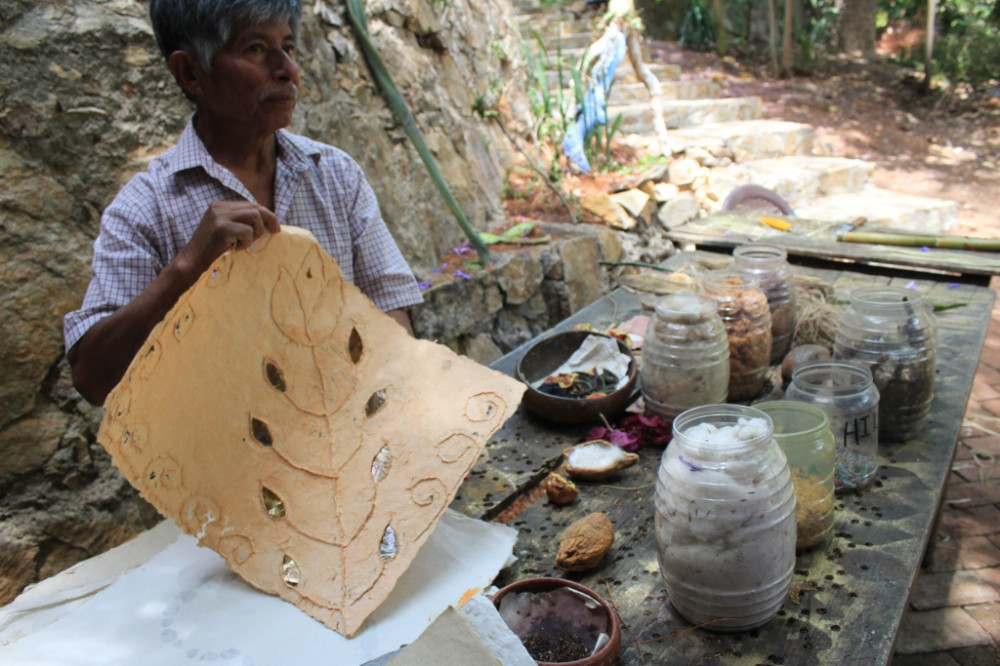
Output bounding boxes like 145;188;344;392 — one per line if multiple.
515;330;638;425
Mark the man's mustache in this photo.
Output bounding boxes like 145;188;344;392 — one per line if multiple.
260;84;298;102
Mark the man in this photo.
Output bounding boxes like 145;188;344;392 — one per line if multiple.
64;0;423;406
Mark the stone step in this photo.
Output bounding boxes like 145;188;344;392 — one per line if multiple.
608;97;763;134
707;156;876;205
668;120;816;161
542;62;682;88
514;10;598;40
792;187;959;235
521;30;597;51
612;79;722;103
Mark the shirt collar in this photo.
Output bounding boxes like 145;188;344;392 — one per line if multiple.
166;117;318;177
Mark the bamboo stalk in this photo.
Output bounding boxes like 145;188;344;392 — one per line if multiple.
837;231;1000;252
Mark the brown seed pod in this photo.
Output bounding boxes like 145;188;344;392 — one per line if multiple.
545;473;579;504
781;344;832;383
555;511;615;572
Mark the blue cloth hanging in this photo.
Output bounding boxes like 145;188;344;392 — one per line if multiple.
562;27;627;173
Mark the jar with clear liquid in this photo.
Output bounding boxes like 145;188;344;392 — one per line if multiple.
732;244;797;364
641;292;730;419
786;361;880;492
702;270;772;401
833;286;935;442
654;404;796;631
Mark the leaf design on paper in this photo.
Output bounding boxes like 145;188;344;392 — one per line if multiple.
96;228;525;636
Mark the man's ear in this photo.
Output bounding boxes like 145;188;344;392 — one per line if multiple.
168;51;205;99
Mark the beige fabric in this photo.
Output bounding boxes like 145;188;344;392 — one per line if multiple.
98;227;524;637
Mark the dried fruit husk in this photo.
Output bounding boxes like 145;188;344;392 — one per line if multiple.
556;512;615;572
545;473;579;504
563;440;639;481
781;344;832;383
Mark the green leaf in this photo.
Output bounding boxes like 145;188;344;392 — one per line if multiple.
501;221;534;241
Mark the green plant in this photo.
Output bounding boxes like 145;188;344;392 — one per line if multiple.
935;22;1000;89
797;0;840;73
679;0;716;52
934;0;1000;89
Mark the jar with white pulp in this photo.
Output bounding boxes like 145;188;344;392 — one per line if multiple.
654;405;796;631
833;286;936;442
641;292;730;419
733;244;797;364
702;270;772;401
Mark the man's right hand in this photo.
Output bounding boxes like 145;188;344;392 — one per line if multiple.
175;201;281;280
68;201;280;406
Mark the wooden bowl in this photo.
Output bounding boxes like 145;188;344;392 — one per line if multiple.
492;577;622;666
515;331;638;425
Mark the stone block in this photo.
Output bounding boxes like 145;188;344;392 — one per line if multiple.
411;271;504;342
496;252;544;305
460;332;504;366
557;235;607;315
656;193;701;230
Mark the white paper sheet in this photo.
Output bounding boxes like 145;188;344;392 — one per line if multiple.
0;511;516;666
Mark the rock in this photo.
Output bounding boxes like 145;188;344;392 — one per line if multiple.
652;182;679;203
496;252;544;305
557;235;608;315
610;188;654;224
668;157;701;186
579;192;634;229
411;272;504;341
656;193;702;229
0;408;68;485
460;332;504;366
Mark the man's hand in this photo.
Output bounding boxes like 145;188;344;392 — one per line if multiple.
69;201;280;406
175;201;281;279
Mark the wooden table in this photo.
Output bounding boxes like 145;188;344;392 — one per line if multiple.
450;261;995;665
664;213;1000;286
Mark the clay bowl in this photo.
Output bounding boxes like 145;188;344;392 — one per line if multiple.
515;331;638;425
492;577;622;666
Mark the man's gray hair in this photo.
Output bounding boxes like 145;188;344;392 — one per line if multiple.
149;0;303;71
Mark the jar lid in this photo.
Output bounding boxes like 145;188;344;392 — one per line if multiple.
755;400;830;439
655;292;715;318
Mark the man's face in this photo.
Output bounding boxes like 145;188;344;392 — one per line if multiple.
195;20;301;136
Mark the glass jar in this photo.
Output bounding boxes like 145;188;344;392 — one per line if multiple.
654;404;796;631
833;287;936;442
641;292;730;419
702;270;772;401
733;244;797;364
755;401;835;549
786;361;880;492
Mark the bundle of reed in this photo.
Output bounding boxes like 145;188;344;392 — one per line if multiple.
837;231;1000;251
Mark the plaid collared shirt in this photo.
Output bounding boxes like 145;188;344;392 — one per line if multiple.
64;119;423;350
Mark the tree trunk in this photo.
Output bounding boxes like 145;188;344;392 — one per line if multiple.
767;0;779;74
625;27;672;157
836;0;878;54
780;0;794;76
922;0;936;92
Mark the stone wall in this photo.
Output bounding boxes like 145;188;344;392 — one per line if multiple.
413;223;622;364
0;0;616;604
